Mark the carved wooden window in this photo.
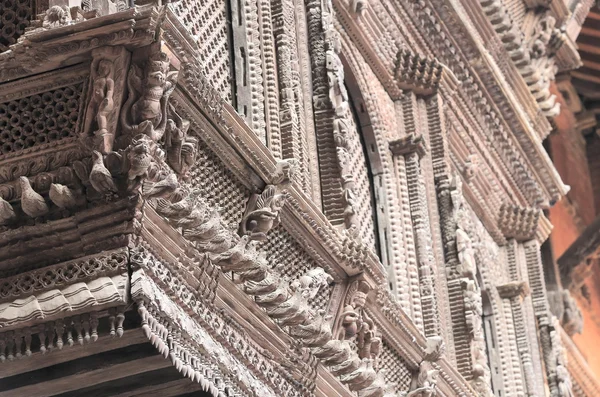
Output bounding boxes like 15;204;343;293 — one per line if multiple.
169;0;233;102
0;0;33;52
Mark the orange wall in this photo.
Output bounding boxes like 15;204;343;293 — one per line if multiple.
548;83;600;377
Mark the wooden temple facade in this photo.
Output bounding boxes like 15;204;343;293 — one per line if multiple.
0;0;598;395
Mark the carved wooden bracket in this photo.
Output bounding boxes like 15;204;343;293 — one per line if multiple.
497;281;531;300
389;134;427;158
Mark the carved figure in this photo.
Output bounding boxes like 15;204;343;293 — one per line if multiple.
121;50;178;141
127;138;152;181
164;106;197;176
0;197;16;225
49;183;78;209
19;177;49;218
43;5;72;29
241;185;287;241
89;60;115;140
90;151;118;194
402;361;438;397
143;173;179;200
291;268;334;300
530;14;556;59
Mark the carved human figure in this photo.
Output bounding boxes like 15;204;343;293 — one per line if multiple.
90;60;115;138
456;228;476;279
121;50;178;141
291;268;334;300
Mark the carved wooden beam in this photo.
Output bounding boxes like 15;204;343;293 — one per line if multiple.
557;214;600;288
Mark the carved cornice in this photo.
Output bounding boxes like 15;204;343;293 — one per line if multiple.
0;273;128;331
392;49;444;97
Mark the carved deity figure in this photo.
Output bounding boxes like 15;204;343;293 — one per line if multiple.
121;49;178;142
89;59;115;141
402;361;438;397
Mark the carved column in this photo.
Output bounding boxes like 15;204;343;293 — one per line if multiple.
389;132;439;338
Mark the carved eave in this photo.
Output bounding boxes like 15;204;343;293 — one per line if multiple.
391;49;444;97
0;5;159;84
0;199;135;275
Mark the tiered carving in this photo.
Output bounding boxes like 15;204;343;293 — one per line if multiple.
151;183;394;395
0;84;82;155
393;49;444;96
497;203;541;241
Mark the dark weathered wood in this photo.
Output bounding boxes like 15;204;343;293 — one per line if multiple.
557;215;600;286
0;355;171;397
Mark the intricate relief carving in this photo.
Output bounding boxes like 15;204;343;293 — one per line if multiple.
120;45;178;142
291;267;334;300
0;273;128;329
393;49;444;96
0;249;128;301
163;103;197;177
0;0;32;52
240;160;296;241
497;203;541;241
84;46;130;154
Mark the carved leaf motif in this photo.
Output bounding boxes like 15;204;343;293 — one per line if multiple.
256;185;276;209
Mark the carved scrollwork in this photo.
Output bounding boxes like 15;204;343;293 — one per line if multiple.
120;45;178;143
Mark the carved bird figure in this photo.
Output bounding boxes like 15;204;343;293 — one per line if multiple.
19;177;49;218
0;197;16;225
90;151;117;194
143;173;178;200
49;183;77;209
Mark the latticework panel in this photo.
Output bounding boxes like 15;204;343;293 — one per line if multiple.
0;84;83;156
378;340;413;392
346;112;378;251
263;225;333;311
0;0;32;51
184;132;250;225
169;0;232;102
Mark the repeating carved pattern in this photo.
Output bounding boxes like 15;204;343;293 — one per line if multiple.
0;311;124;362
0;84;83;155
0;249;128;301
169;0;232;101
379;340;413;392
263;225;333;311
182;130;251;225
0;0;32;52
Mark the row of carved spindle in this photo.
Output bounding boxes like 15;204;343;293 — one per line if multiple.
0;309;125;362
137;302;240;397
